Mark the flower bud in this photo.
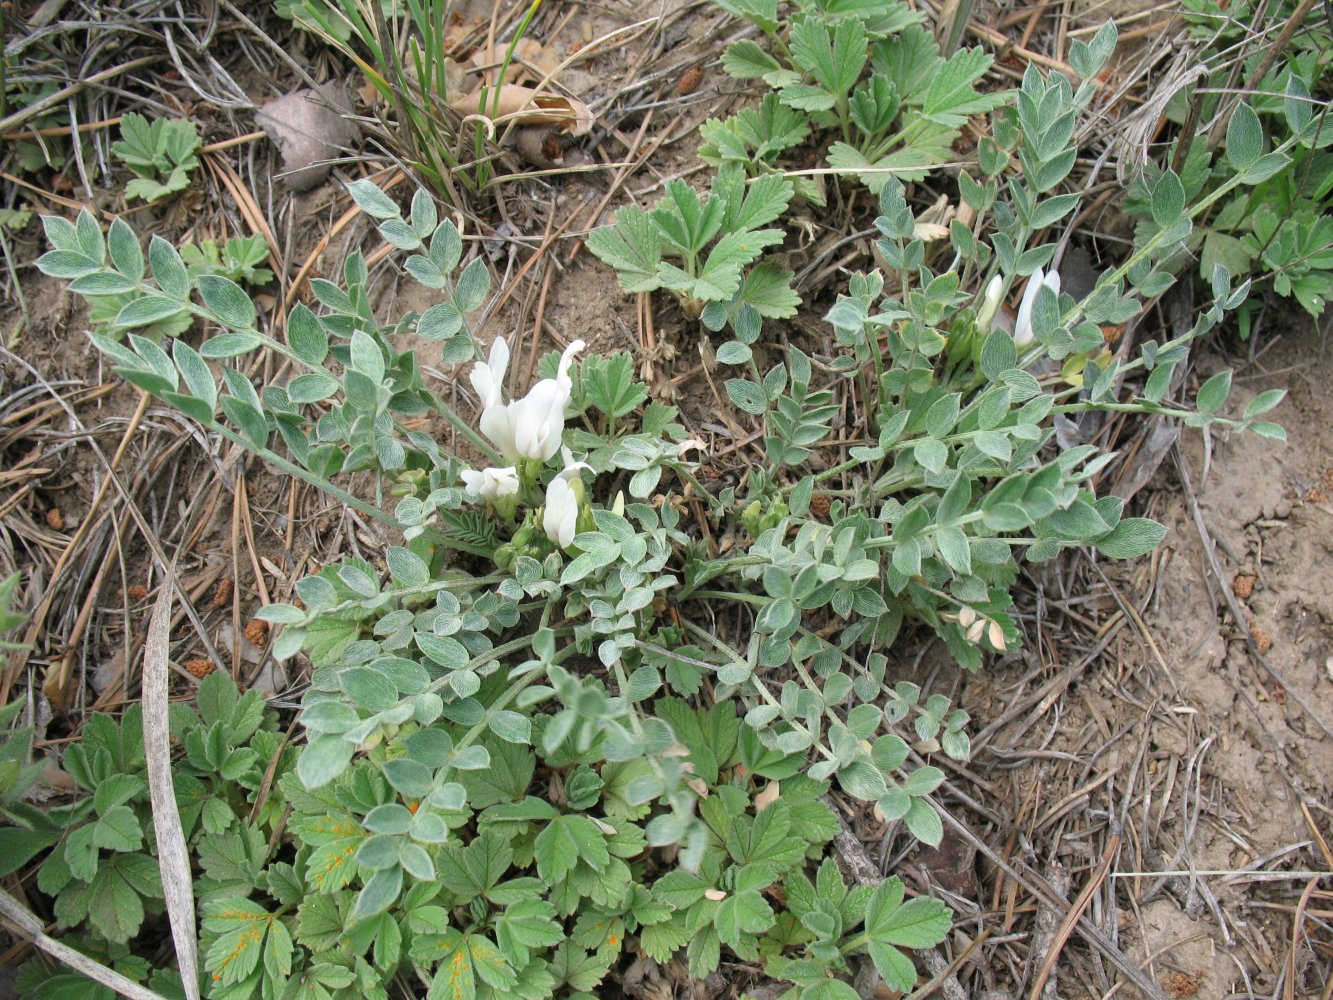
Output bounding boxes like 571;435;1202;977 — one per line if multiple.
975;275;1003;330
543;476;580;549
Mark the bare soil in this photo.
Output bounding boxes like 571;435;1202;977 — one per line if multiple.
939;319;1333;1000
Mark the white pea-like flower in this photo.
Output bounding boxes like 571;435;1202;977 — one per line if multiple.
975;275;1004;330
508;380;568;461
1013;267;1061;348
460;465;520;501
486;339;586;462
543;475;579;548
471;338;521;459
470;337;509;410
558;446;592;481
553;339;584;393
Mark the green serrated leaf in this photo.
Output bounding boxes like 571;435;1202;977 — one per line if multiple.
921;47;1004;127
587;206;663;293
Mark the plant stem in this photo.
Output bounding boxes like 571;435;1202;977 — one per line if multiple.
686;590;769;606
683;620;836;763
207;420;400;529
431;395;504;465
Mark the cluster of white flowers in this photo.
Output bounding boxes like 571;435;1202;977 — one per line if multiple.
463;336;589;548
470;337;586;463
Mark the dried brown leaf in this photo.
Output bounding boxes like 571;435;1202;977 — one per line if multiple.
448;84;593;135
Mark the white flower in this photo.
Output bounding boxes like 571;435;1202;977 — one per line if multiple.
470;337;509;410
554;339;584;393
472;338;520;458
543;475;579;548
461;465;520;500
505;339;585;462
1013;267;1061;348
508;382;567;461
473;339;585;463
558;446;593;480
975;275;1003;330
480;404;519;462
